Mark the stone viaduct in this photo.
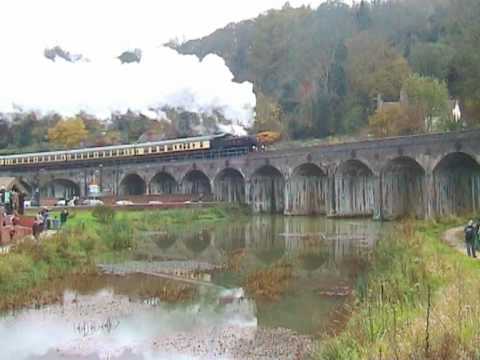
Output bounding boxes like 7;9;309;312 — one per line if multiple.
2;130;480;220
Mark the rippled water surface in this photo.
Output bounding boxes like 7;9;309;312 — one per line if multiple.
0;216;387;359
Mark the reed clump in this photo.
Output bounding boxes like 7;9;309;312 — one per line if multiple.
244;261;293;302
139;282;197;304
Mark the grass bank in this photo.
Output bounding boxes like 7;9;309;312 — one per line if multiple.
0;205;244;311
317;218;480;360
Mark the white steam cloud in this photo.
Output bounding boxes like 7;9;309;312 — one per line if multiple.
0;45;255;134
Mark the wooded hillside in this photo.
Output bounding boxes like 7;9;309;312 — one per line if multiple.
175;0;480;139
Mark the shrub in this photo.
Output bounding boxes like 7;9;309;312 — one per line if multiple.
92;205;116;224
102;218;135;251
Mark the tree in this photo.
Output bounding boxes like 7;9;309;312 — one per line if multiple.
368;104;424;137
253;92;286;134
409;42;454;81
110;111;155;143
0;119;11;149
445;0;480;121
345;33;412;102
355;0;372;31
48;117;89;148
403;74;451;132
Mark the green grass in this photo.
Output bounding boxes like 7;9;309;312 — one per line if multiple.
316;217;480;360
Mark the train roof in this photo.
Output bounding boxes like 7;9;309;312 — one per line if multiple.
0;133;226;159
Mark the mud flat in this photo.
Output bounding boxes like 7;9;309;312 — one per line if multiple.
2;286;313;360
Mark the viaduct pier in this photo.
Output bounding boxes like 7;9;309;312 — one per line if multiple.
2;130;480;220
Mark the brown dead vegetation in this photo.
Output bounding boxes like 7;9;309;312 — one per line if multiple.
244;262;293;302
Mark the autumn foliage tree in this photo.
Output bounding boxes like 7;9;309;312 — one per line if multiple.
48;117;89;148
368;104;424;138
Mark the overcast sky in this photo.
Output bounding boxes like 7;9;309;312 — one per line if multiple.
1;0;349;57
0;0;351;131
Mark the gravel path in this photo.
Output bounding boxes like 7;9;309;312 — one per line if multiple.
442;226;480;260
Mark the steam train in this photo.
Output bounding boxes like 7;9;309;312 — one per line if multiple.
0;133;258;168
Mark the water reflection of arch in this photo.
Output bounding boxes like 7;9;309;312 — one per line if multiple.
381;157;426;220
181;228;224;263
249;165;285;214
181;170;212;195
244;216;286;265
149;172;178;195
212;222;247;252
280;217;379;263
334;159;375;217
119;173;146;196
183;229;212;254
286;163;327;215
41;178;80;199
152;232;177;250
432;152;480;216
214;168;246;203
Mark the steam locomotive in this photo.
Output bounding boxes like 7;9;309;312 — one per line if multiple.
0;133;258;168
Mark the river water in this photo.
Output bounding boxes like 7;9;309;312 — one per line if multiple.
0;216;386;360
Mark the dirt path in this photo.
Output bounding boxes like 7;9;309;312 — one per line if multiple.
442;226;479;260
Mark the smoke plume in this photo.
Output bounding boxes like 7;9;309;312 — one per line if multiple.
0;45;255;135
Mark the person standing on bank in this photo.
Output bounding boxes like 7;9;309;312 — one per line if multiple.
60;208;69;226
464;220;477;258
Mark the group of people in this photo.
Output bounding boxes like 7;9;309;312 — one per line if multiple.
33;208;69;237
464;220;480;258
0;186;26;215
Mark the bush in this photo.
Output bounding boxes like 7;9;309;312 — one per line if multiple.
92;205;116;224
102;218;135;251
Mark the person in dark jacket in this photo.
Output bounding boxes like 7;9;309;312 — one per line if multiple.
18;192;25;215
60;208;69;226
464;220;477;258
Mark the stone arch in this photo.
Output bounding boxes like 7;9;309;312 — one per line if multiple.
248;165;285;214
149;172;178;195
334;160;374;217
181;170;212;195
119;173;146;196
41;178;80;199
15;178;33;196
285;163;326;215
433;152;480;217
214;168;246;203
381;157;426;220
